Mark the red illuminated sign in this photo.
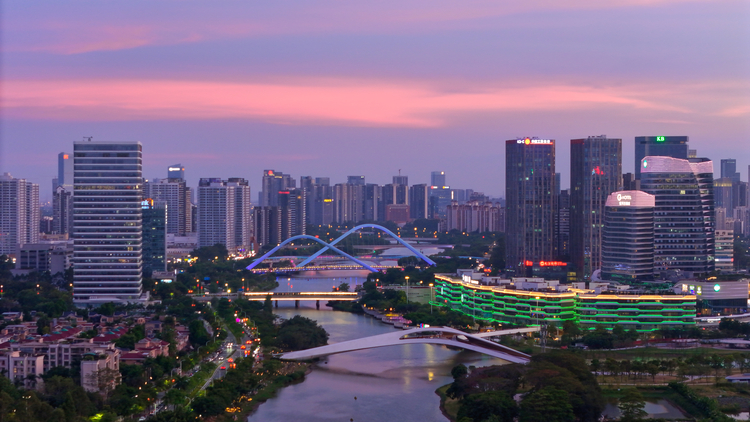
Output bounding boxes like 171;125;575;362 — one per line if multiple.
525;260;567;267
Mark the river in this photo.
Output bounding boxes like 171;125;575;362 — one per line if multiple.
247;272;506;422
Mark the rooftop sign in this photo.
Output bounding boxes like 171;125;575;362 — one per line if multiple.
516;138;553;145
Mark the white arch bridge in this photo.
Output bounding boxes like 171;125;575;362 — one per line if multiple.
277;326;537;364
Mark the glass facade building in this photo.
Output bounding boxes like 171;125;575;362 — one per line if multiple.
141;199;167;277
640;156;715;274
601;190;655;282
634;136;688;180
570;136;622;280
72;142;143;303
505;138;557;274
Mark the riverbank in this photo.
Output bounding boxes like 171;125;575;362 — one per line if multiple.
436;384;459;422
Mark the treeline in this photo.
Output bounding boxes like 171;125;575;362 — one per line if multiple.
446;351;604;422
593;352;750;382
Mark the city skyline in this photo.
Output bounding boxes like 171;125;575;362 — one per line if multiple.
1;1;749;198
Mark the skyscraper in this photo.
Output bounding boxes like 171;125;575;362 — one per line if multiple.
141;199;167;277
570;136;622;280
392;175;408;186
634;136;688;179
347;176;365;186
53;152;74;235
640;156;715;274
430;171;446;187
198;178;252;250
167;164;185;180
601;190;655;282
72;141;143;304
721;159;740;183
144;176;190;236
505;138;557;273
0;173;39;255
261;170;295;207
409;184;429;220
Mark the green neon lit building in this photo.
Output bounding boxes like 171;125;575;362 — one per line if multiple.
433;274;696;331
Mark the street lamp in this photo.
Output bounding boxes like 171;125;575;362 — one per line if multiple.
429;283;434;314
405;276;410;304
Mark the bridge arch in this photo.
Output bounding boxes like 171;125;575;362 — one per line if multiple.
245;235;379;272
297;224;437;268
278;326;530;363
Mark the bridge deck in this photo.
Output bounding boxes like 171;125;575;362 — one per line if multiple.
242;292;359;301
279;326;530;363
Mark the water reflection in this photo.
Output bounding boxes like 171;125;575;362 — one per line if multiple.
247;275;505;421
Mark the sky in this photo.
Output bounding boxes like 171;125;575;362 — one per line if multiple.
1;0;749;201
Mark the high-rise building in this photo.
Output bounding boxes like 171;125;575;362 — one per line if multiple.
144;177;190;236
715;230;734;272
0;173;39;255
640;156;715;274
334;183;364;223
261;170;295;207
430;171;446;187
167;164;185;180
634;136;688;179
227;178;252;250
363;184;382;221
714;178;733;209
141;199;167;277
721;159;741;183
445;201;504;233
347;176;365;186
570;136;622;280
197;178;236;250
197;177;253;251
428;171;451;219
556;190;571;258
72;141;143;304
393;175;408;186
52;152;74;236
409;184;429;220
254;189;305;246
601;191;655;282
505;138;557;273
623;173;640;191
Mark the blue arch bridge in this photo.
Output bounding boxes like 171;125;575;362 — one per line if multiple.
245;224;437;274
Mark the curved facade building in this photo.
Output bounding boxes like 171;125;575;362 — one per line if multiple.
640;156;715;274
602;190;655;282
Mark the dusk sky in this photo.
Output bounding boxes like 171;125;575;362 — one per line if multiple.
2;1;749;200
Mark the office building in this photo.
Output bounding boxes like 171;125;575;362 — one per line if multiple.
556;190;571;258
634;136;688;179
410;184;429;220
141;199;167;277
393;175;408;186
715;178;733;209
144;177;190;236
570;136;622;280
72;141;143;304
261;170;295;207
1;173;40;256
715;230;734;272
15;242;72;275
640;156;715;274
307;183;335;226
601;190;655;282
429;171;451;219
167;164;185;180
505;138;557;273
721;159;741;183
347;176;365;186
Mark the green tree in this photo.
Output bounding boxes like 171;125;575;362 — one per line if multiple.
520;386;575;422
457;391;517;422
618;389;647;422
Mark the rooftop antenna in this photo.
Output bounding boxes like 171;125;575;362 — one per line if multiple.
398;169;401;176
83;136;93;142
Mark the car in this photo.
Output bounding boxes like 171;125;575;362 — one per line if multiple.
220;366;226;370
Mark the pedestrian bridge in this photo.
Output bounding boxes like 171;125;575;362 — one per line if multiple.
243;292;359;301
277;326;533;364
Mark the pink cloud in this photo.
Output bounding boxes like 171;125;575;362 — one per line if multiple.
5;0;706;54
4;77;727;127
